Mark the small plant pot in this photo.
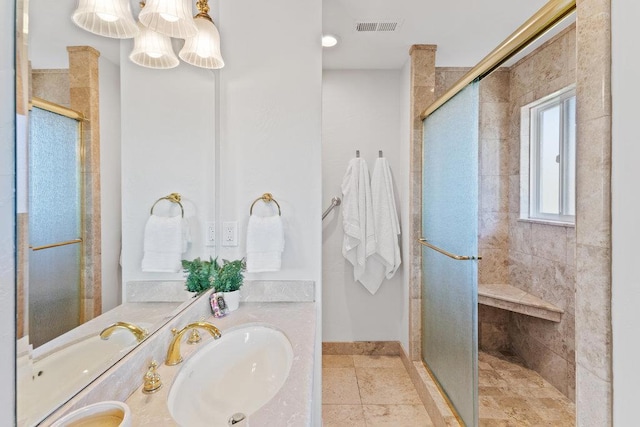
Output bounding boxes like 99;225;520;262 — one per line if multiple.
223;290;241;312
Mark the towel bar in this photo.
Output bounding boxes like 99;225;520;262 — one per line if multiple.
250;193;282;216
322;197;341;220
150;193;184;217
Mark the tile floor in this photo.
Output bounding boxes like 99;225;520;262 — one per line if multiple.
478;351;576;426
322;354;433;426
322;351;576;426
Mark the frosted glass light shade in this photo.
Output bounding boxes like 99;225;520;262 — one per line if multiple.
72;0;139;39
138;0;197;38
179;17;224;69
129;22;179;69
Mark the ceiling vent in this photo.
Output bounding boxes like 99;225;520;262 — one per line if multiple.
355;21;400;32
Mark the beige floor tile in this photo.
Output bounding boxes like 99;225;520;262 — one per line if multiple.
362;404;434;427
356;367;422;405
479;369;509;388
492;396;547;426
323;355;354;368
479;351;575;426
479;395;510;420
323;367;362;405
322;405;366;427
352;355;405;369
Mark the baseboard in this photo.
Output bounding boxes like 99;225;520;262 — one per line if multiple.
322;341;402;356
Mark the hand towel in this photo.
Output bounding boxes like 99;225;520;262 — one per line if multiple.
141;214;185;273
360;157;402;294
246;214;285;272
341;158;376;285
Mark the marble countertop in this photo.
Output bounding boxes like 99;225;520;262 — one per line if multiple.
125;302;317;426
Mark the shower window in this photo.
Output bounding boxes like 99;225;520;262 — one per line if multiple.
521;85;576;224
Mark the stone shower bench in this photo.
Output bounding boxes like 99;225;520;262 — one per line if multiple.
478;283;563;322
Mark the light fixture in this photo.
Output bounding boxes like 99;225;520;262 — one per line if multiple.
179;0;224;69
129;22;180;69
72;0;139;39
322;35;339;48
138;0;198;38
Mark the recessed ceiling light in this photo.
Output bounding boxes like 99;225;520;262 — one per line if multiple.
322;35;338;48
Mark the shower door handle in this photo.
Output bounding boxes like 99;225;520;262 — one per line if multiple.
418;238;481;261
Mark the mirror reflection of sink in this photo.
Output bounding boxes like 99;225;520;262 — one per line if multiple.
17;328;142;426
168;324;293;427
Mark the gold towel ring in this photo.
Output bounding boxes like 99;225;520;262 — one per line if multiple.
150;193;184;217
249;193;282;216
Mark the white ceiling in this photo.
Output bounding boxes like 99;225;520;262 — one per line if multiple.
322;0;550;69
31;0;557;71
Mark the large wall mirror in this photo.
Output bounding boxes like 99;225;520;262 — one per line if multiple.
15;0;216;424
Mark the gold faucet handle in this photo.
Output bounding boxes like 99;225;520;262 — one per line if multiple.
142;360;162;394
187;328;201;344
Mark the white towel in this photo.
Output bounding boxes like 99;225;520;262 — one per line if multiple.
246;214;285;272
360;157;402;294
341;158;376;285
141;214;188;273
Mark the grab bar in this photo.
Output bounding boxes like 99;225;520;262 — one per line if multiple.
322;197;342;220
418;238;482;261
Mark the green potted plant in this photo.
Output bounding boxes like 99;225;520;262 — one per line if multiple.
211;258;246;311
181;257;215;294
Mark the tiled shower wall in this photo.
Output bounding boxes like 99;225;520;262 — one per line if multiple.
507;25;577;401
433;24;577;401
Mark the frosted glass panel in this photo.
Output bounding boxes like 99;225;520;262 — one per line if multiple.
28;107;82;347
29;244;81;347
422;82;479;426
29;107;81;246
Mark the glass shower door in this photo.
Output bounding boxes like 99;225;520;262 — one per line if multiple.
421;82;479;426
29;106;82;348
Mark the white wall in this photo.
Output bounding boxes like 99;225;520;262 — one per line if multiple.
216;1;322;422
611;0;640;423
120;47;216;289
217;0;322;285
322;70;407;343
99;57;121;311
0;0;16;420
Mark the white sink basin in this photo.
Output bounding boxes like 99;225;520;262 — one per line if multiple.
168;324;293;427
18;329;139;426
50;400;131;427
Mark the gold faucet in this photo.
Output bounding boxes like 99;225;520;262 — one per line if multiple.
142;360;163;394
100;321;148;343
165;321;222;366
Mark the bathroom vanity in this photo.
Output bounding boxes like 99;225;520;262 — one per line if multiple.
39;284;318;427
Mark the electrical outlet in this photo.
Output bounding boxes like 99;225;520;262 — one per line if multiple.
205;221;215;246
222;221;238;246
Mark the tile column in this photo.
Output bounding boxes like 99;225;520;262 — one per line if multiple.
68;46;102;321
575;0;612;425
408;45;437;361
15;0;28;339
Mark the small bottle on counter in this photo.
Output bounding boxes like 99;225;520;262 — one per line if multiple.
210;291;228;318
